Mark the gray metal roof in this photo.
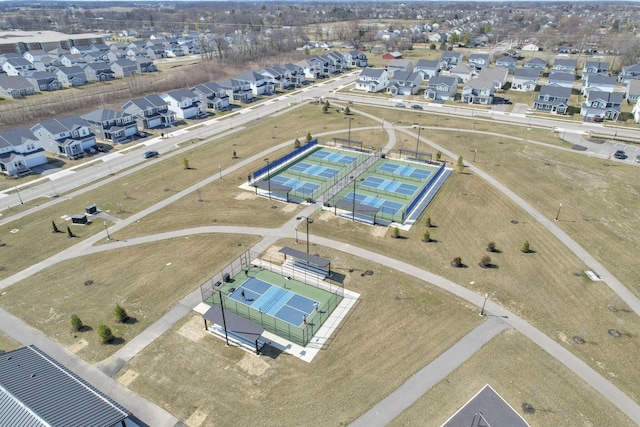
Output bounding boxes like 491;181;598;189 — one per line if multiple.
0;346;131;427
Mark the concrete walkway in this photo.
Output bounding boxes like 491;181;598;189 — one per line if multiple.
350;316;510;427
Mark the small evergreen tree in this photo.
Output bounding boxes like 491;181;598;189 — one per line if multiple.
97;324;114;344
435;151;442;162
70;314;83;332
232;150;237;158
183;157;190;170
425;216;432;228
452;257;462;267
422;229;431;242
294;138;301;148
306;132;313;143
521;240;531;253
325;100;331;108
487;241;496;252
457;155;465;172
114;304;128;323
480;255;492;267
52;220;59;233
322;103;329;113
392;227;400;239
344;106;351;115
66;226;74;238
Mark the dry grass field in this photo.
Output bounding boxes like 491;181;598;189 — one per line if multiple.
390;330;634;427
0;235;258;362
0;332;20;354
120;247;482;427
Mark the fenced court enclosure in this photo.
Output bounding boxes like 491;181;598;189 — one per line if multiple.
200;250;343;347
247;141;449;226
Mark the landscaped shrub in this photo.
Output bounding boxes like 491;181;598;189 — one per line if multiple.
97;324;114;344
425;216;432;228
114;304;128;323
451;257;462;267
52;220;60;233
422;229;431;242
480;255;492;267
392;227;400;239
487;241;496;252
70;314;83;332
521;240;531;253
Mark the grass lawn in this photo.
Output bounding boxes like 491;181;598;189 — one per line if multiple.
0;332;20;354
120;247;482;426
390;330;634;427
0;235;258;363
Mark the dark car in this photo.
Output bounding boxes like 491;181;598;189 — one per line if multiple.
411;104;423;110
144;150;159;159
593;115;604;122
614;150;626;159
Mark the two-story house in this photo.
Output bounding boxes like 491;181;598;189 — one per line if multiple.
580;90;623;121
217;78;253;103
511;68;540;91
581;74;617;96
450;63;473;83
582;61;609;80
547;72;575;89
282;63;306;86
552;58;577;75
386;71;422;96
81;109;138;143
33;56;61;72
122;95;175;129
386;59;414;77
111;59;139;78
625;80;640;103
23;50;50;64
415;59;441;79
31;116;97;158
55;66;87;87
462;78;494;104
2;58;35;76
523;58;546;75
59;53;87;67
0;75;37;99
83;63;115;82
234;71;275;96
136;57;157;73
424;75;458;101
0;127;47;176
478;67;509;91
440;52;463;70
161;89;207;120
355;68;389;93
495;56;518;74
343;50;368;68
618;63;640;84
25;71;62;92
468;53;490;72
259;67;290;90
533;85;572;114
191;82;230;112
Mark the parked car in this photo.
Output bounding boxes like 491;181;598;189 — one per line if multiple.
411;104;423;110
593;115;604;122
635;154;640;163
614;150;626;159
144;150;159;159
394;102;406;108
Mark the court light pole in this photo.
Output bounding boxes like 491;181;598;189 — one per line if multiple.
555;203;563;221
264;158;271;200
296;216;313;254
345;116;354;142
350;175;357;222
295;226;299;244
480;293;488;316
414;125;424;153
103;221;111;240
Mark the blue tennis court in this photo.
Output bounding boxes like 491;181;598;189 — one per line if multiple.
361;176;418;196
310;149;358;165
289;162;340;179
378;162;432;180
229;277;317;327
271;176;319;195
347;192;404;215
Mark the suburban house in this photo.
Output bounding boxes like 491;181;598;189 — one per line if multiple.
69;45;93;55
511;68;540;91
0;127;47;176
343;50;368;67
161;89;207;120
325;51;346;71
106;49;127;62
478;67;509;91
217;78;254;103
111;59;139;78
296;59;322;80
0;346;132;427
191;82;230;112
424;75;458;101
136;57;157;73
31;115;97;158
581;74;617;95
533;85;572;114
234;71;275;96
23;49;50;63
382;51;403;60
145;44;166;59
355;68;389;93
282;63;306;85
521;43;541;51
461;78;495;104
81;109;139;143
450;63;473;83
582;61;610;80
415;59;441;79
309;55;335;76
495;56;518;74
386;59;414;77
59;53;87;67
552;58;578;74
468;53;490;72
122;94;175;129
625;79;640;103
523;58;546;75
25;71;62;92
547;72;575;89
33;56;61;72
84;50;109;63
441;51;463;69
83;62;115;82
580;90;623;121
0;75;37;99
633;98;640;123
55;66;87;87
618;63;640;84
386;71;422;96
2;58;35;76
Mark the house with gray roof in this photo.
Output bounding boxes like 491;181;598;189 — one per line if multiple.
415;59;440;79
425;75;458;101
59;53;87;67
234;71;274;96
552;58;577;74
478;67;509;91
1;57;35;76
161;89;207;120
581;74;617;95
511;68;540;91
218;78;254;103
191;82;230;112
625;79;640;103
547;72;575;89
461;78;494;104
386;71;422;96
55;66;87;87
495;56;518;74
110;59;139;78
136;57;157;73
0;127;47;176
619;63;640;84
33;56;61;72
23;49;50;64
122;94;175;129
355;68;389;93
468;53;490;72
31;115;97;158
25;71;62;92
534;85;572;114
343;50;368;68
259;66;290;90
581;90;623;121
582;61;609;80
450;63;473;83
0;345;131;426
386;59;414;77
83;63;114;82
81;109;138;143
0;75;37;99
523;58;546;74
441;51;463;70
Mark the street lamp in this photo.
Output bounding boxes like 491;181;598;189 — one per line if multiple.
345;116;354;142
103;221;111;240
14;184;24;205
295;226;299;244
480;293;488;316
350;175;358;222
414;125;424;153
296;216;314;254
218;165;222;180
264;158;271;200
473;148;477;163
555;203;563;221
